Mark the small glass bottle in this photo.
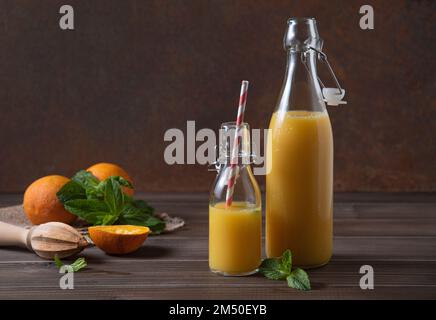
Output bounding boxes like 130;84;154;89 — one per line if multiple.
209;122;262;276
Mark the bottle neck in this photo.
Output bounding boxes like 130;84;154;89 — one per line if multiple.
218;155;252;167
276;50;325;113
217;122;252;167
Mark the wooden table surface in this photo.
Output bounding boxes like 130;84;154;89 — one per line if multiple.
0;193;435;300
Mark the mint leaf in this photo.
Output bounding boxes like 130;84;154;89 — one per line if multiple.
59;170;158;230
118;203;165;233
260;250;311;291
101;214;118;226
113;176;133;189
94;176;132;197
259;258;289;280
143;216;165;234
287;268;311;291
70;257;87;272
82;212;115;225
68;170;103;200
54;255;63;268
64;199;110;225
101;177;124;215
72;170;99;190
260;269;287;281
281;249;292;273
85;187;103;200
57;181;86;203
132;199;154;215
119;202;143;217
54;256;87;272
64;199;109;215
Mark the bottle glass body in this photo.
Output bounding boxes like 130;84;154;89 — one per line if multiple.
209;122;262;276
266;18;333;268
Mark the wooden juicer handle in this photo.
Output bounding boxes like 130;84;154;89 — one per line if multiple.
0;221;31;249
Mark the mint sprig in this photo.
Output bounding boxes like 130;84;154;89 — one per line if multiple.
57;170;165;233
54;255;87;272
259;250;311;291
287;268;311;290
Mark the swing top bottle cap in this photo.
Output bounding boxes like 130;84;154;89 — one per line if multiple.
284;17;323;52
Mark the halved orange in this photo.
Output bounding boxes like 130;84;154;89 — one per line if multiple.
88;225;150;254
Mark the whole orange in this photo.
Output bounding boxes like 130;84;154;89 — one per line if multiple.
86;162;134;196
23;175;77;225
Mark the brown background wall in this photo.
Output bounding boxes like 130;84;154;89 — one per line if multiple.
0;0;435;193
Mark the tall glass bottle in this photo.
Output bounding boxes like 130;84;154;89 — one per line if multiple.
266;18;333;267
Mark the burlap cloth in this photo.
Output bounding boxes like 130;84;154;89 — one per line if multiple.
0;205;185;233
0;205;31;228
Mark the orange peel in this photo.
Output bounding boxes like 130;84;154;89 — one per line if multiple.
88;225;150;254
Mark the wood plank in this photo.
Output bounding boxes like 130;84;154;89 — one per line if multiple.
146;192;436;203
2;259;436;274
142;201;436;220
1;260;435;286
1;236;436;263
0;260;435;299
1;192;436;206
126;202;436;221
0;283;435;300
156;218;436;238
334;219;436;236
1;192;435;300
2;194;436;219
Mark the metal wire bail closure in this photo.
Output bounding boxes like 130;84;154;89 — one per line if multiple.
307;46;347;106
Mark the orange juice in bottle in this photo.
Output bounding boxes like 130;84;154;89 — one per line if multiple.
266;18;337;267
209;122;262;276
209;201;261;275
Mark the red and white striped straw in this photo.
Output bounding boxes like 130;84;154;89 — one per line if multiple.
225;80;249;208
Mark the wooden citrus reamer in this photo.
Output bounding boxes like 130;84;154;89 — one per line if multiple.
0;221;88;259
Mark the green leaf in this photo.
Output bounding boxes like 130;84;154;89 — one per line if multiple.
144;216;165;234
83;212;115;225
287;268;311;291
64;199;110;224
56;181;86;203
54;256;87;272
280;249;292;273
261;269;287;280
259;258;289;280
118;203;165;233
112;176;133;189
102;177;124;215
59;170;156;229
132;199;154;214
144;216;165;227
64;199;109;215
72;170;99;190
85;187;104;200
54;255;63;268
70;257;87;272
93;176;132;199
119;202;143;217
259;250;311;291
101;215;118;226
259;257;281;271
